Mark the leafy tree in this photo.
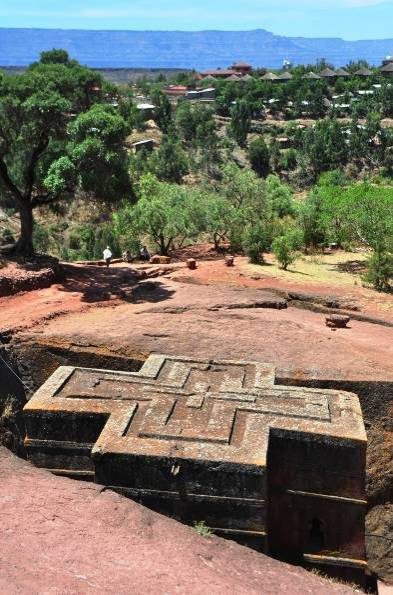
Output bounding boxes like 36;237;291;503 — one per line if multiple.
244;223;272;264
299;190;329;249
269;138;282;173
196;119;221;176
249;137;270;178
218;163;273;252
68;222;121;261
281;148;298;171
114;174;205;255
175;102;195;141
150;89;172;131
149;134;188;183
220;163;269;217
339;184;393;254
302;118;347;174
272;227;302;270
266;175;295;218
230;101;251;147
310;175;350;247
0;55;128;255
203;194;237;249
39;49;71;65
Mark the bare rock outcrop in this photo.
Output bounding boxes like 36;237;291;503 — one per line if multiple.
0;447;356;594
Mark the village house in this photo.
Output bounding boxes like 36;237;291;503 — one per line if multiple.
380;60;393;78
136;102;156;118
131;139;155;153
200;61;253;80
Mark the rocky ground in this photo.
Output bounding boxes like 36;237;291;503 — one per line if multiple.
0;447;359;595
1;247;392;587
0;255;60;298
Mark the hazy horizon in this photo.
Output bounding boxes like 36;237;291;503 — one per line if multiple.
1;1;393;40
2;25;393;44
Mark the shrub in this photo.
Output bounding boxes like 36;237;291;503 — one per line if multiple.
244;223;272;264
363;250;393;292
32;222;50;254
272;234;298;270
193;521;213;537
281;148;298;171
248;137;270;178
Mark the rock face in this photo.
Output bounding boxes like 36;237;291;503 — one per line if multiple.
0;446;357;594
3;27;393;68
366;505;393;584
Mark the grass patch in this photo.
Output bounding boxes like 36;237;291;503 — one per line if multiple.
193;521;213;537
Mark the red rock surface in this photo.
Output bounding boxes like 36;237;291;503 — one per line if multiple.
22;276;393;382
0;447;356;595
1;257;392;585
0;258;58;297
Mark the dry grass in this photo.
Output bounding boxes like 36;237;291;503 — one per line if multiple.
244;250;369;289
309;568;366;593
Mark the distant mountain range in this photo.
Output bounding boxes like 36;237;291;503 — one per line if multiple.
1;28;393;69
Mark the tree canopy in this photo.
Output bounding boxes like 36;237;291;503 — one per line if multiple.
0;54;129;254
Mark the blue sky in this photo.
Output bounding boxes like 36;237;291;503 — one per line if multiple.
1;1;393;39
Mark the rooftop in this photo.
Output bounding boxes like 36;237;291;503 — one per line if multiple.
25;354;366;469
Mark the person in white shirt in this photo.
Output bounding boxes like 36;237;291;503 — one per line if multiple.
140;245;150;261
103;246;112;268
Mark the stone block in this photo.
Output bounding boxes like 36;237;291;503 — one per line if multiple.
187;258;197;270
24;353;367;582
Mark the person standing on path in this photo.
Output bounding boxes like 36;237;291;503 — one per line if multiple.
103;246;113;268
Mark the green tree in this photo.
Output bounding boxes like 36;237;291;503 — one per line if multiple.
244;223;272;264
302;118;347;174
175;102;195;141
149;134;188;183
203;194;237;249
230;101;251;147
248;137;270;178
0;55;128;255
114;174;205;255
218;163;273;252
272;228;302;270
39;49;71;65
299;190;329;249
339;184;393;253
150;89;172;132
266;175;295;218
363;250;393;291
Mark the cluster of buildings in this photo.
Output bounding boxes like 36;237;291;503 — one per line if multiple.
198;57;393;83
162;85;216;102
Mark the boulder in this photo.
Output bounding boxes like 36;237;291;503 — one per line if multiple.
150;255;171;265
325;314;350;328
